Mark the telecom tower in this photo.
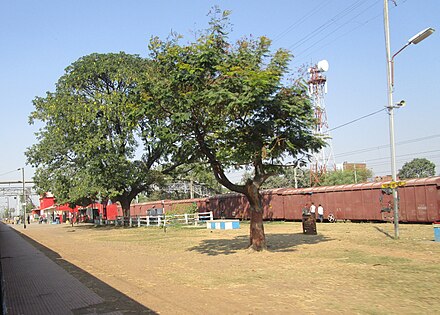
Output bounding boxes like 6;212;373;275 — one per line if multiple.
308;60;335;185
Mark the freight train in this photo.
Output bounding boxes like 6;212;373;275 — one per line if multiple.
128;176;440;223
36;177;440;224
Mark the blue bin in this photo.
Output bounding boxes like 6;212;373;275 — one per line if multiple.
434;223;440;242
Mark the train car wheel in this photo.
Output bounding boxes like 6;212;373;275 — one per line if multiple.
327;213;336;223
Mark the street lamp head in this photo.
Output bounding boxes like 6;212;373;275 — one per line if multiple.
408;27;435;45
387;100;406;110
396;100;406;107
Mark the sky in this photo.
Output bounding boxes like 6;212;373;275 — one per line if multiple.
0;0;439;190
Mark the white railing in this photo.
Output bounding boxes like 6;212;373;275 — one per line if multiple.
113;211;213;227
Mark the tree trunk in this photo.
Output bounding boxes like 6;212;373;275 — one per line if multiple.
249;209;266;251
245;185;267;251
120;198;131;220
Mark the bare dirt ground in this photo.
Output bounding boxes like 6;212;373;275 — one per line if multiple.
11;221;440;314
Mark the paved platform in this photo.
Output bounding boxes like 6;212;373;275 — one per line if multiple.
0;222;122;315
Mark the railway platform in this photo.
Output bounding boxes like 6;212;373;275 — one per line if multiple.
0;222;154;314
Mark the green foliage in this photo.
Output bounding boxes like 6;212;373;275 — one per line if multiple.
146;10;324;200
398;158;436;179
26;52;173;212
320;168;373;186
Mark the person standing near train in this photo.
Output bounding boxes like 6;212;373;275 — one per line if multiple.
310;202;316;218
317;204;324;222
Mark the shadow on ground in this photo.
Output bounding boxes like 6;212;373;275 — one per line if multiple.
60;223;126;231
61;223;164;232
15;229;157;314
188;232;332;256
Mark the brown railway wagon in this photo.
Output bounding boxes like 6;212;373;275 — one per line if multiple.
269;177;440;223
207;193;249;219
278;182;391;222
398;177;440;222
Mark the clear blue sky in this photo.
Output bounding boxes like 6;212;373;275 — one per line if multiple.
1;0;439;184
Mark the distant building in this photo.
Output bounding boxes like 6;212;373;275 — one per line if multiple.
342;162;367;171
374;175;393;182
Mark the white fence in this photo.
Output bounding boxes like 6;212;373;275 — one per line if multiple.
112;211;213;227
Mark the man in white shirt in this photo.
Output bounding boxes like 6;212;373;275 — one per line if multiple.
317;204;324;222
310;203;316;217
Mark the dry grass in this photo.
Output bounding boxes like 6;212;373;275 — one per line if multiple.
17;221;440;314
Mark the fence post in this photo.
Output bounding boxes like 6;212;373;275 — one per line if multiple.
210;211;213;221
146;216;150;226
158;216;161;227
138;216;141;227
129;217;132;227
185;213;188;225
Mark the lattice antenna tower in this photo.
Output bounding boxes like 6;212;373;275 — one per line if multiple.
308;60;335;185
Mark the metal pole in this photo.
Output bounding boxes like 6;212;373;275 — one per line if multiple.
22;167;27;229
384;0;399;239
294;167;298;189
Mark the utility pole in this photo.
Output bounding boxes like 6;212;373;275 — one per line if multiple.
383;1;434;239
22;167;27;229
190;178;194;199
294;167;298;189
383;0;399;239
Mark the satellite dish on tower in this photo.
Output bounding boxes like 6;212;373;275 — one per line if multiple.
317;60;329;72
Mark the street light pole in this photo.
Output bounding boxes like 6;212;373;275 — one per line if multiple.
384;0;435;239
384;0;399;239
22;167;26;229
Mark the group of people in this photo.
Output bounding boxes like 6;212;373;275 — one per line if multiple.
308;202;324;223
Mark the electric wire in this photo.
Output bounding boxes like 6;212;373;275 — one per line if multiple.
0;169;21;178
335;134;440;158
329;108;385;132
272;0;406;64
294;1;381;61
362;149;440;164
367;154;440;175
288;0;368;51
341;153;440;176
272;2;331;43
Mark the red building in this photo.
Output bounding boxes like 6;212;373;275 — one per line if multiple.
36;193;120;223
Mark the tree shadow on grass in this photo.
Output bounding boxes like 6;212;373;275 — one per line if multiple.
61;223;202;233
187;233;332;256
14;229;157;314
59;223;146;232
61;223;122;230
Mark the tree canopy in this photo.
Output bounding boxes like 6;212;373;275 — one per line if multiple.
145;10;325;250
26;52;186;214
398;158;436;179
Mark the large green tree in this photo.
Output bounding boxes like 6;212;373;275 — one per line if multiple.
27;52;187;216
145;10;324;250
398;158;436;179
